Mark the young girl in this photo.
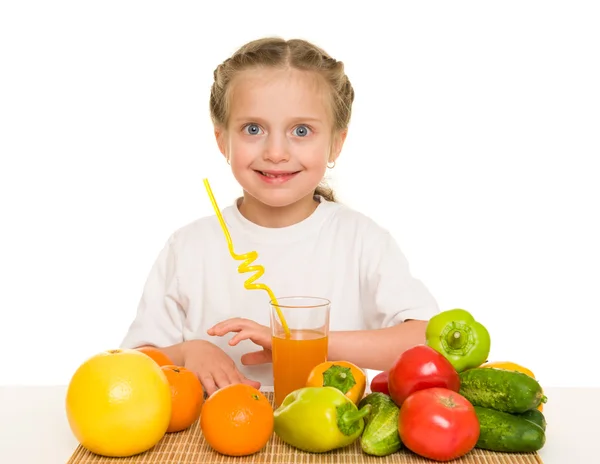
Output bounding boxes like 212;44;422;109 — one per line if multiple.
120;37;439;396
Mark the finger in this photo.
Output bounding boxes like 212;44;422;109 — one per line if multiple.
230;329;272;348
228;329;264;346
212;368;232;390
232;369;255;388
228;330;249;346
241;350;272;366
207;318;252;336
240;375;261;390
199;374;218;397
228;369;244;385
225;363;261;390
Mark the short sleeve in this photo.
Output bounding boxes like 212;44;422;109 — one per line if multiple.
362;231;439;329
120;234;186;349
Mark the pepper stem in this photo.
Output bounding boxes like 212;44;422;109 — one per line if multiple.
447;330;465;349
322;365;356;394
337;403;372;436
340;404;371;427
441;322;474;355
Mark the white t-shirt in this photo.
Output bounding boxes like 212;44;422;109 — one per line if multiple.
120;196;439;385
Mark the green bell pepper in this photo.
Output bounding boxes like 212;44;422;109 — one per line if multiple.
425;308;491;372
273;386;372;453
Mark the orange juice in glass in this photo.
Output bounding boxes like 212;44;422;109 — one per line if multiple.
270;296;330;407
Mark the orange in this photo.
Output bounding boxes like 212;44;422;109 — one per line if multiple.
161;365;204;433
136;346;174;367
200;384;274;456
65;348;172;457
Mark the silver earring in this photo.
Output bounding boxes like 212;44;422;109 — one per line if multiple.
327;160;336;169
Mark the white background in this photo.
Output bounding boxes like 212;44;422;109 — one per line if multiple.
1;1;598;388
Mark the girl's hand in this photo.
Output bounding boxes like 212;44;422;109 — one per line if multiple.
181;339;261;396
208;317;273;366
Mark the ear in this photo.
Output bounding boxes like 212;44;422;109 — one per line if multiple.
214;127;228;158
329;129;348;163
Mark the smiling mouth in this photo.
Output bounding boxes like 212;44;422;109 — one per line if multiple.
256;170;300;178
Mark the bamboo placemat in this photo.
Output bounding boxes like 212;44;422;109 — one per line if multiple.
66;392;543;464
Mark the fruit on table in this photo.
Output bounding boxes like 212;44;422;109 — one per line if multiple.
274;386;371;453
65;349;172;457
369;370;389;395
426;308;491;373
136;346;174;366
306;360;366;404
388;344;460;406
200;384;273;456
459;367;546;414
398;387;480;461
357;392;402;456
473;406;546;452
161;365;204;433
480;361;545;411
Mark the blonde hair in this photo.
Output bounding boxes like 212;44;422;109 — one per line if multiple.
209;37;355;202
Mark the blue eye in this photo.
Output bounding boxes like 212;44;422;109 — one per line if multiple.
293;125;311;137
244;124;261;135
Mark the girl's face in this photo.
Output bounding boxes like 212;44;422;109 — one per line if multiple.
216;67;345;209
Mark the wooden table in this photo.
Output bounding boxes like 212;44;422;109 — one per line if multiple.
0;386;593;463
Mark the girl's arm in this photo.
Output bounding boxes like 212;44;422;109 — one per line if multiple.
327;319;428;371
207;318;429;372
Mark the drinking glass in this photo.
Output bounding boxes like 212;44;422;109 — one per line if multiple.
270;296;330;407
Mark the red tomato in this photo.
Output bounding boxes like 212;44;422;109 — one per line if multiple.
398;387;480;461
388;344;460;406
370;371;389;395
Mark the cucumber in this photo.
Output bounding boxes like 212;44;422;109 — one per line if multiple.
357;392;402;456
518;408;547;431
459;367;545;413
474;406;546;452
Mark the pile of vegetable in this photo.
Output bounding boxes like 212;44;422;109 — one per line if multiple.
272;308;547;462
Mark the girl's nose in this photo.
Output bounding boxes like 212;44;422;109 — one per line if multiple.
263;134;290;163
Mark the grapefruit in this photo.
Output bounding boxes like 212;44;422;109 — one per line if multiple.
65;348;172;457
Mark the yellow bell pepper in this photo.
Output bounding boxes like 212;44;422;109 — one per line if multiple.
480;361;544;411
480;361;535;377
306;361;366;405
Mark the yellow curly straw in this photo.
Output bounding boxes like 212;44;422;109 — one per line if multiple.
203;178;291;338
